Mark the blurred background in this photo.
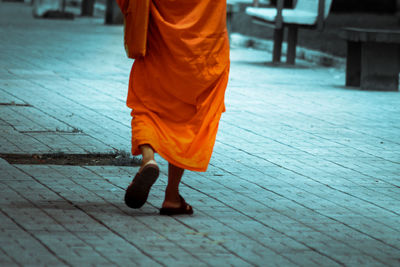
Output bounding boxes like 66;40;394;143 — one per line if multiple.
11;0;399;58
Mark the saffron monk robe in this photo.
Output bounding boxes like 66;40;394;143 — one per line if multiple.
120;0;230;215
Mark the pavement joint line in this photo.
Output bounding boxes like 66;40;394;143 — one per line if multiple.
0;152;141;166
0;103;32;107
18;130;82;133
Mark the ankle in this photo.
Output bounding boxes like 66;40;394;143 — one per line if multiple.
164;187;180;202
139;144;155;165
141;156;155;166
162;195;181;208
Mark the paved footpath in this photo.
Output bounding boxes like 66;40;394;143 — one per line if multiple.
1;2;400;266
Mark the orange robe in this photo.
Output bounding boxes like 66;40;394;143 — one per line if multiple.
127;0;230;172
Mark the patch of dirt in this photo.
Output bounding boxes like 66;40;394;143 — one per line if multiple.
0;153;141;166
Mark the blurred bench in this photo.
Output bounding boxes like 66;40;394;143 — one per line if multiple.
342;28;400;91
227;0;260;35
245;0;333;64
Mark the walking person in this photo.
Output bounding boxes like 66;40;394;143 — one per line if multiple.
123;0;230;215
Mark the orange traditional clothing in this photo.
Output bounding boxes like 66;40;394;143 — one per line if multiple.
127;0;230;172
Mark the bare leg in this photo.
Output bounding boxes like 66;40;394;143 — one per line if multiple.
162;163;184;208
139;144;156;170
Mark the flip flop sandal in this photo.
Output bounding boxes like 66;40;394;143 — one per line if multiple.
159;195;193;216
124;161;159;209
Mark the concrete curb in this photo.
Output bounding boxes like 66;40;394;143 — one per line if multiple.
230;33;346;67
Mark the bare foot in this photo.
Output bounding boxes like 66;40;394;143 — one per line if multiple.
160;195;193;215
162;195;181;209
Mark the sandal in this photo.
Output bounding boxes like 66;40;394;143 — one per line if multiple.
159;195;193;216
124;160;159;209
